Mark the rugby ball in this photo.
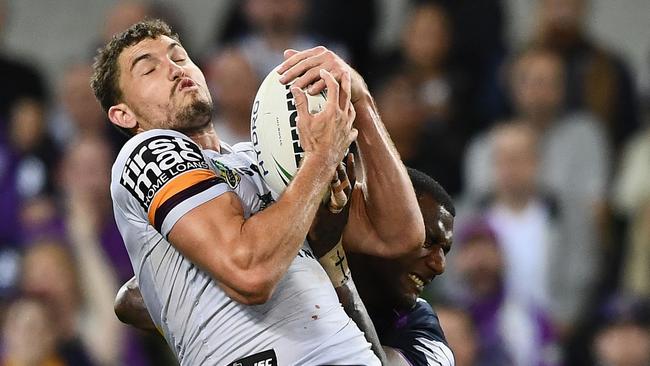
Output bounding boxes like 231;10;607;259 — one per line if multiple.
250;67;327;195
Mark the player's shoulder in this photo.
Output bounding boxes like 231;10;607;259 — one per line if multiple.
409;299;448;343
227;141;256;155
111;129;211;209
113;129;198;167
390;299;455;366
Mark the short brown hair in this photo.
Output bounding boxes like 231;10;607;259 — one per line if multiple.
90;19;179;136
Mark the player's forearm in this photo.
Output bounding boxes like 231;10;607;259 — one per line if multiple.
335;280;387;364
353;94;425;252
231;153;337;296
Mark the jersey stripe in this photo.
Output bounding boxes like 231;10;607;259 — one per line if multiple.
147;169;217;224
152;176;225;233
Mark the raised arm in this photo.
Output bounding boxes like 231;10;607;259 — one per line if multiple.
167;70;356;305
278;47;425;258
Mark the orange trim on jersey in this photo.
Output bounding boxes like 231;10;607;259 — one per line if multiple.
147;168;217;224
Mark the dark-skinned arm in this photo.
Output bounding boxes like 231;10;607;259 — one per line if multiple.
278;47;425;258
307;153;387;364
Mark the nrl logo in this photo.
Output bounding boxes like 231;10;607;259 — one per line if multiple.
212;159;240;189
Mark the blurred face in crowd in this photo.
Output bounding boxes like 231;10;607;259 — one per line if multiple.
20;242;80;327
455;235;504;298
403;4;451;70
594;323;650;366
109;35;213;133
511;50;565;126
206;49;259;119
9;98;45;153
537;0;586;44
366;195;454;311
103;0;150;42
2;298;58;365
60;137;112;202
492;123;540;204
378;74;427;159
437;307;478;366
62;64;105;132
245;0;304;35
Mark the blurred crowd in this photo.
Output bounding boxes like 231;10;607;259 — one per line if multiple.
0;0;648;365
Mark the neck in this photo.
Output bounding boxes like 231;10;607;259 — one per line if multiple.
411;62;444;80
185;124;221;151
496;191;534;212
521;111;556;130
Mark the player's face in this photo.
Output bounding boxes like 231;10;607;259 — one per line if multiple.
392;197;453;310
117;36;213;132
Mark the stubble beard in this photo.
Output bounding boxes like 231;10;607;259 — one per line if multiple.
171;95;213;134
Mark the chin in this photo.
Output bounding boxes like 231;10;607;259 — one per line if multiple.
174;99;213;129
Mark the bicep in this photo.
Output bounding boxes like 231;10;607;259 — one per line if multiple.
167;192;252;302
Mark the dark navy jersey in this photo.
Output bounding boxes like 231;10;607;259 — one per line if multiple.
376;298;455;366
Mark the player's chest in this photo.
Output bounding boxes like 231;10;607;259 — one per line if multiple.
205;153;275;217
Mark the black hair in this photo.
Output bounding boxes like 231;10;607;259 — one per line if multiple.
407;167;455;217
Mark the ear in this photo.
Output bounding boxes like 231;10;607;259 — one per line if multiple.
108;103;137;130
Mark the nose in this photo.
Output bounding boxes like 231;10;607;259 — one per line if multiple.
167;58;185;81
425;246;446;275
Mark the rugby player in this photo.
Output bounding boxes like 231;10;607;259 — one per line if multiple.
348;168;455;365
116;168;456;366
91;20;424;365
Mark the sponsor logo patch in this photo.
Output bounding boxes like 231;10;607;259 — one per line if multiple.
228;349;277;366
120;135;209;209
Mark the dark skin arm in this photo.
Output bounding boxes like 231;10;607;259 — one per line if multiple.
114;277;156;333
308;152;387;364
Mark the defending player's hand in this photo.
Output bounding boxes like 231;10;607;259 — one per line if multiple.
309;152;356;258
291;69;356;168
278;46;367;104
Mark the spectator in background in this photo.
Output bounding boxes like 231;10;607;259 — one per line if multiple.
0;0;47;130
448;219;559;366
58;137;132;283
231;0;347;79
464;47;611;330
591;295;650;366
612;119;650;297
1;296;65;366
304;0;376;76
469;123;561;317
374;3;466;195
7;98;60;200
431;0;507;132
20;241;99;365
101;0;185;49
101;0;150;46
436;305;478;366
48;63;113;150
533;0;639;155
204;48;259;145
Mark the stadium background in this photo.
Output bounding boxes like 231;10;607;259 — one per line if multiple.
0;0;648;365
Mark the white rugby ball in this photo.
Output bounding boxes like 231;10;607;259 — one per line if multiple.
250;67;327;194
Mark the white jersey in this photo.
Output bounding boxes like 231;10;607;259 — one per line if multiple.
111;129;379;366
